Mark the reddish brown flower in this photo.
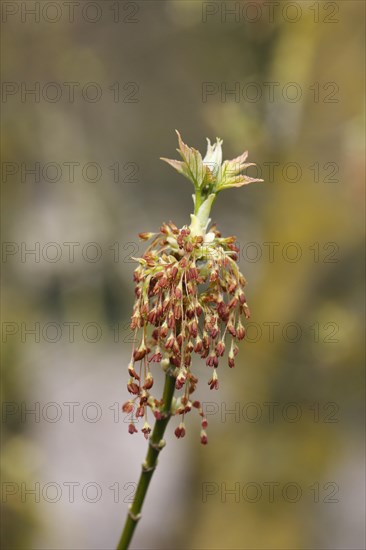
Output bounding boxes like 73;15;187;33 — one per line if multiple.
122;401;134;414
208;370;219;390
174;423;186;439
127;380;140;395
200;430;208;445
128;423;138;434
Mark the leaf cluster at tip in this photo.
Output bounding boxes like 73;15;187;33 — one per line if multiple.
161;130;263;195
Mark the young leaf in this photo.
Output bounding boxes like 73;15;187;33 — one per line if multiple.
217;151;263;190
203;137;223;178
161;131;212;189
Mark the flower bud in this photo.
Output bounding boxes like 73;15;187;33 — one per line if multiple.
122;401;134;413
228;322;236;337
238;290;246;304
208;370;219;390
190;320;198;338
203;332;210;349
169;266;179;280
165;332;176;350
175;422;186;439
133;343;148;361
215;340;225;357
128;362;140;380
194;336;203;353
143;372;154;390
200;430;208;445
236;321;245;340
127;379;140;395
175;368;187;390
243;303;251;319
206;352;218;368
141;422;152;439
228;356;235;368
138;232;155;240
128;423;138;434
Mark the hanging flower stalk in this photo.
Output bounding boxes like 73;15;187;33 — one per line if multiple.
117;131;262;549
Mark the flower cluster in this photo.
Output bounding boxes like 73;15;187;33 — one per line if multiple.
123;222;250;444
122;131;262;444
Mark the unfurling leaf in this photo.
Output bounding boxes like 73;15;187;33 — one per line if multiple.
203;137;223;177
161;131;263;194
217;150;262;190
161;130;212;189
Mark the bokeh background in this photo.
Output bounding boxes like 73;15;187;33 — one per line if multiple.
1;1;365;549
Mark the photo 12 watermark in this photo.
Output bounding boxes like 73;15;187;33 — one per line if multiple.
202;81;340;104
201;2;340;25
1;1;140;24
201;480;340;503
1;480;144;504
1;161;139;184
1;81;140;104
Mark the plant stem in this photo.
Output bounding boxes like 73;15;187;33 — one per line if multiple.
116;370;176;550
194;189;203;214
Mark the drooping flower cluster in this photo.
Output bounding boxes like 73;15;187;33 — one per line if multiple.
122;131;262;444
123;222;251;444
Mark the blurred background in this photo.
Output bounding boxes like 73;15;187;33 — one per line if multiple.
1;1;365;549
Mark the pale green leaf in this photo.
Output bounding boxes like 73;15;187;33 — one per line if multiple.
161;131;212;188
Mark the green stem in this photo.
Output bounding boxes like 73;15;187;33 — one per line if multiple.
194;189;203;214
116;370;176;550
